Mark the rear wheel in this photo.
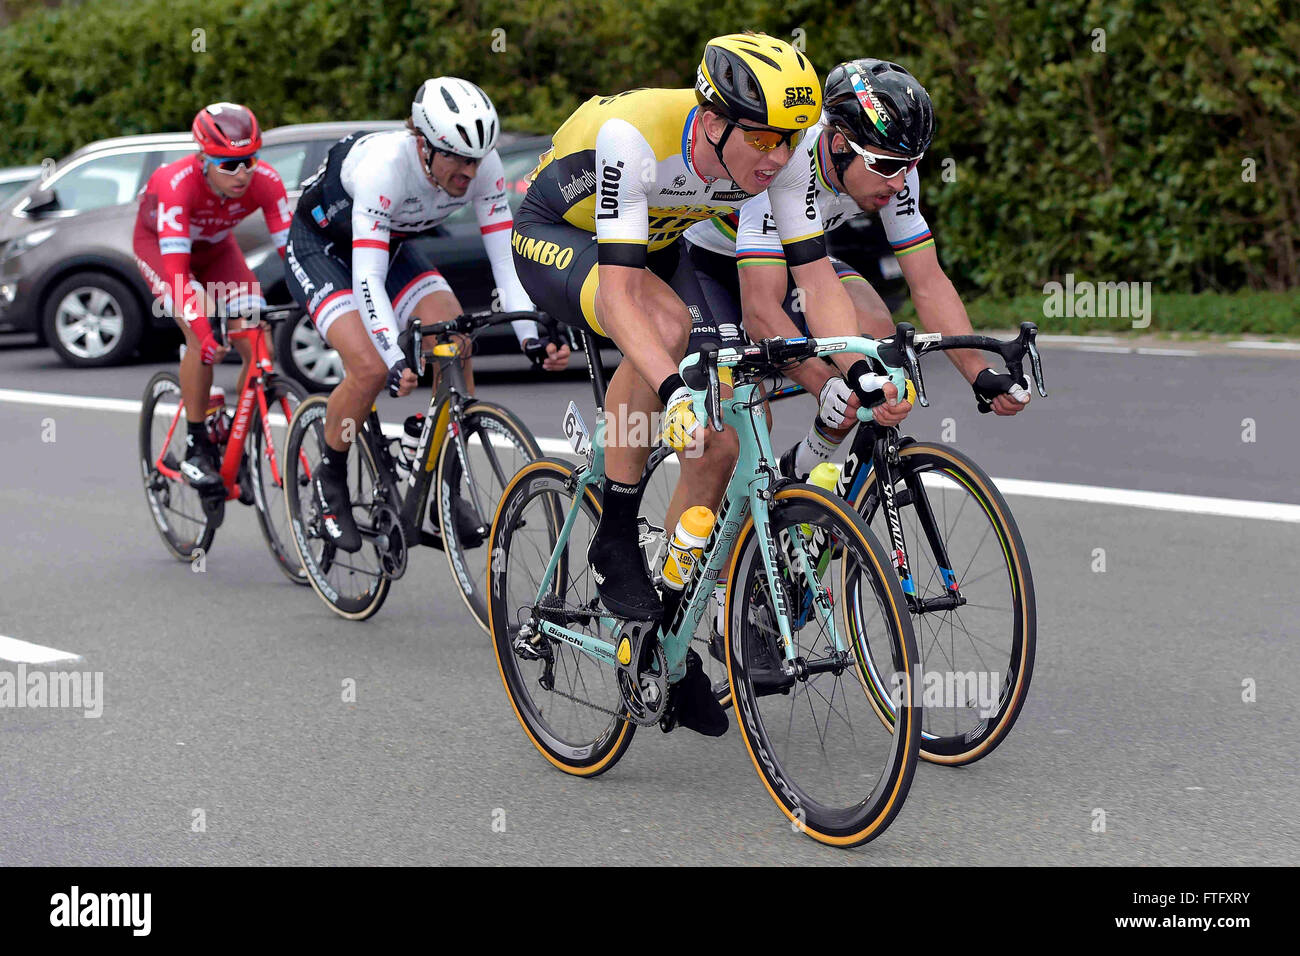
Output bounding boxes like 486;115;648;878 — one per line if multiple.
488;458;635;776
249;375;311;585
283;397;391;620
138;371;215;560
434;400;541;632
726;484;920;847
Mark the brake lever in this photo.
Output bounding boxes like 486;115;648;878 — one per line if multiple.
1021;322;1047;396
411;320;425;378
702;344;723;432
896;322;928;408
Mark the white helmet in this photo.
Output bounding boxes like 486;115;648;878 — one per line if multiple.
411;77;500;160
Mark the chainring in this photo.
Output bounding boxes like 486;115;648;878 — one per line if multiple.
371;503;408;580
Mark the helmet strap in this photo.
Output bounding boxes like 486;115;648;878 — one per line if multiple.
705;118;745;189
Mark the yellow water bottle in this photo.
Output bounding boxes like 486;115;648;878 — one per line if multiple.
801;463;841;536
662;506;715;591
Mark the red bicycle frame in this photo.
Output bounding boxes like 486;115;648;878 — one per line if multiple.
153;324;304;499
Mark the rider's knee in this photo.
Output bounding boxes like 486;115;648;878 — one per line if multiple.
351;353;388;394
697;424;739;469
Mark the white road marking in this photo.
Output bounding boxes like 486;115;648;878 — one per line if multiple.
0;635;84;664
1075;344;1134;353
1037;334;1119;344
1228;340;1300;351
1135;347;1198;356
3;387;1299;522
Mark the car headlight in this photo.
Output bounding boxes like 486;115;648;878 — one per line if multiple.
0;226;56;263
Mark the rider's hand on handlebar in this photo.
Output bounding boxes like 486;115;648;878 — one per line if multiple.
973;367;1031;416
870;381;912;427
198;333;227;366
386;358;419;398
522;336;571;372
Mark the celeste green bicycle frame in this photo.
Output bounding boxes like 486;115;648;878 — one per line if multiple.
530;335;905;682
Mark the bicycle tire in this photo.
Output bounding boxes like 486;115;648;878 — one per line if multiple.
139;370;216;561
283;395;391;620
726;483;921;847
249;374;311;585
852;440;1035;766
488;458;635;777
434;400;541;633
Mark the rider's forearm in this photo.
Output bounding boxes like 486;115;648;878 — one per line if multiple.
910;274;986;384
799;275;863;381
741;300;835;395
351;244;405;368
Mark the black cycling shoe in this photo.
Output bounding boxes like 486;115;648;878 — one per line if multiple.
587;522;663;621
312;469;362;553
777;443;806;482
667;648;728;737
180;436;223;491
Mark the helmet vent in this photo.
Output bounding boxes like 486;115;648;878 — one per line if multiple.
748;50;780;70
455;124;472;148
442;86;460;113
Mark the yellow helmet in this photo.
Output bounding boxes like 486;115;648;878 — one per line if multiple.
695;32;821;131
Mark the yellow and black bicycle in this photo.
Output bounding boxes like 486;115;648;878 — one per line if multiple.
282;310;550;624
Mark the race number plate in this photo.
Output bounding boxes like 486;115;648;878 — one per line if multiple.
562;401;590;456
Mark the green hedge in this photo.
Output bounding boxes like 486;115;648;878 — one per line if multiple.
2;0;1297;301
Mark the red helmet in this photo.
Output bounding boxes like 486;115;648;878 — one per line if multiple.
191;103;262;158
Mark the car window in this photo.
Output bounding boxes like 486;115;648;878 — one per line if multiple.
0;178;35;204
260;142;311;191
441;148;542;228
50;152;147;212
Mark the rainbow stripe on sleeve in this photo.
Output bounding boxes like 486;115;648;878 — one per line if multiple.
890;227;934;257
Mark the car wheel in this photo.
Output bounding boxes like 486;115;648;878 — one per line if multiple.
42;272;144;367
274;307;342;392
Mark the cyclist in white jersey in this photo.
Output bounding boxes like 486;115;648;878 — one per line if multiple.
286;77;570;552
685;59;1030;480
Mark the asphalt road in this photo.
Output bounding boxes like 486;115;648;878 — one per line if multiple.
0;334;1296;865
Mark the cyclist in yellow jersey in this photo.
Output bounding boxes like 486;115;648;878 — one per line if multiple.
512;34;907;732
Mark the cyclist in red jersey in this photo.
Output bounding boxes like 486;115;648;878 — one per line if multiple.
133;102;293;488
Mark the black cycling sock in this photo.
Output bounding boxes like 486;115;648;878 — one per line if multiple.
599;477;644;534
320;444;349;480
186;421;206;442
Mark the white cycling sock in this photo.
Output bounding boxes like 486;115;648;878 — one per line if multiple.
795;416;844;477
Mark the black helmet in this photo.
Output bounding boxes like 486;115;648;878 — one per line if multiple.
823;58;934;156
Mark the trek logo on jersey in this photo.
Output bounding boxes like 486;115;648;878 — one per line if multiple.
559;169;597;204
379;195;392;210
783;86;816;108
511;232;574;270
596;161;624;220
157;203;183;232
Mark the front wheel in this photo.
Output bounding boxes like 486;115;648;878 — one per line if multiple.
249;374;311;585
138;371;216;561
434;400;541;633
852;441;1036;766
726;484;921;847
